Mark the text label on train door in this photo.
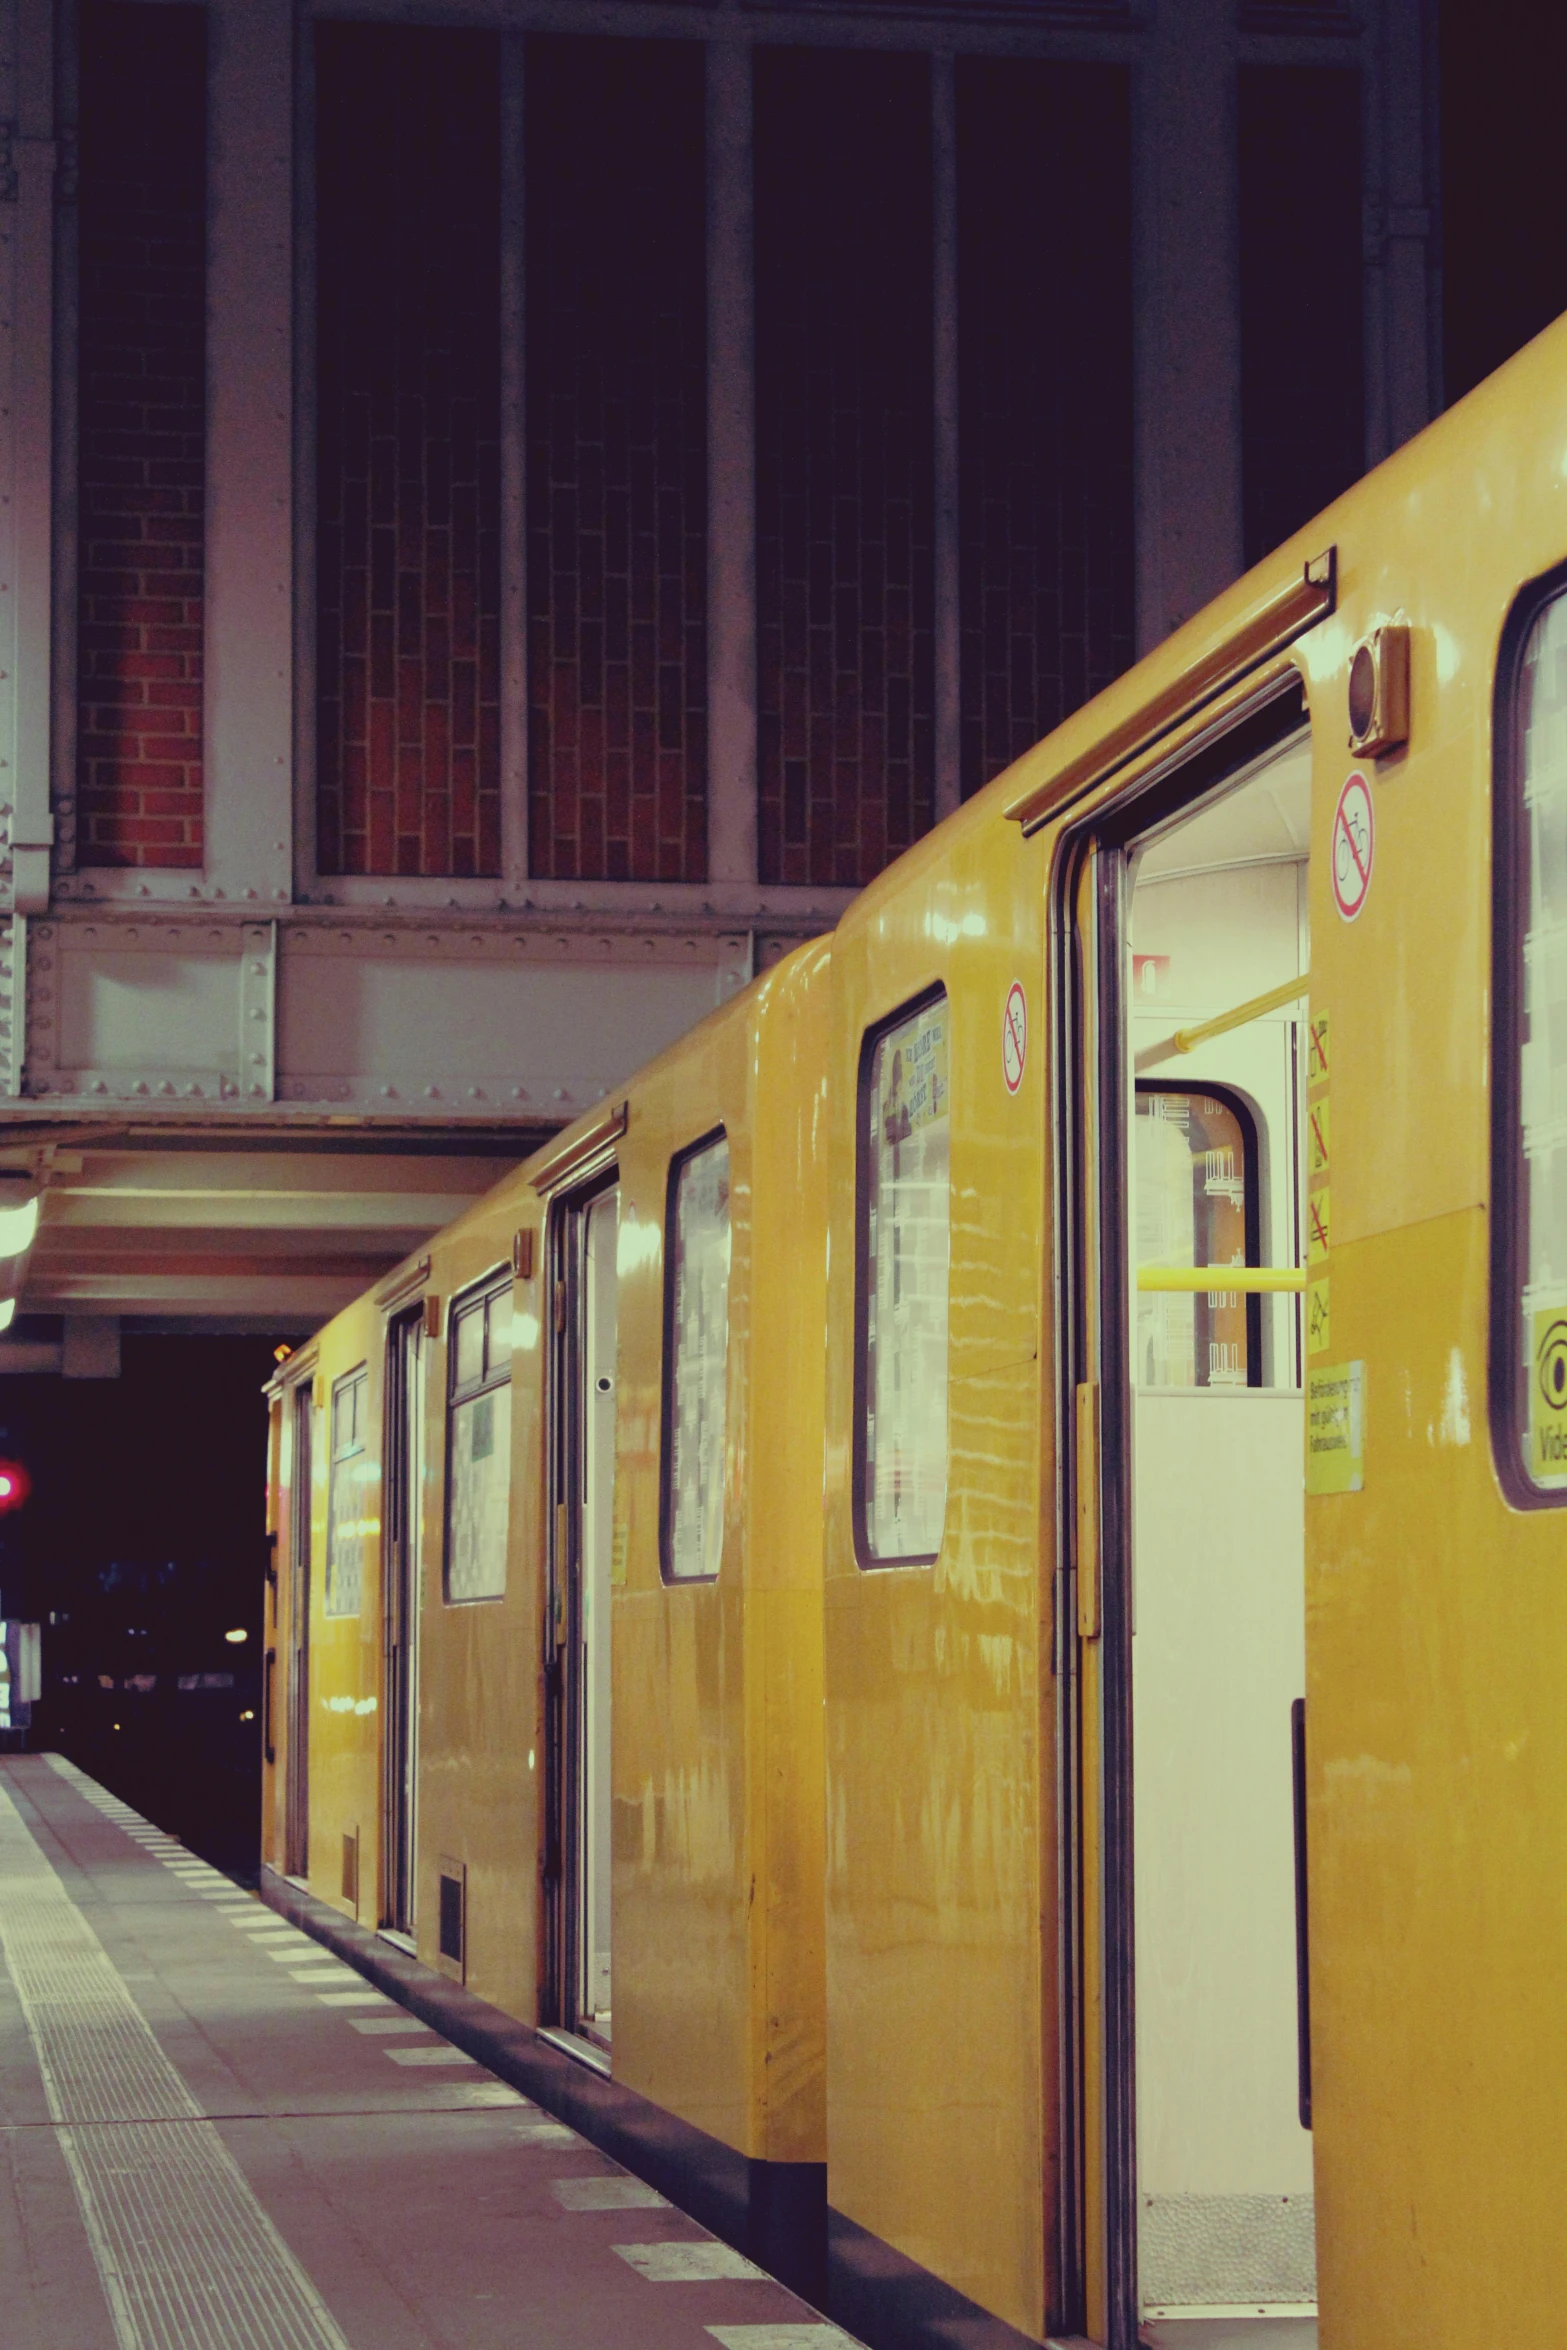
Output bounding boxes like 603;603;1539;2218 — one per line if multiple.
1002;982;1027;1094
1331;772;1375;922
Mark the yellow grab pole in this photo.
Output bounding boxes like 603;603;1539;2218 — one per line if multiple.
1170;972;1310;1056
1136;1265;1306;1293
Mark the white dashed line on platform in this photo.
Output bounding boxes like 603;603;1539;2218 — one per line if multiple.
614;2244;768;2283
707;2331;862;2350
553;2176;668;2211
350;2016;431;2035
384;2044;478;2066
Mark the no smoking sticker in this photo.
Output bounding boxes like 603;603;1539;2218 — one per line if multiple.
1003;981;1027;1094
1332;772;1374;922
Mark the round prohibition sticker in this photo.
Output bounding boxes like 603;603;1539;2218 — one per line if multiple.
1331;771;1375;922
1003;981;1028;1094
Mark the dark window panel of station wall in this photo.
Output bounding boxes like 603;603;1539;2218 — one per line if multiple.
1440;0;1567;407
1237;66;1364;569
755;47;936;890
955;59;1135;802
76;0;207;871
524;36;708;885
314;25;503;879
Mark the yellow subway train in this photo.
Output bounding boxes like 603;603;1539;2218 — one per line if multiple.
263;315;1567;2350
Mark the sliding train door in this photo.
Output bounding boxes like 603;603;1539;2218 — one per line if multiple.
285;1377;313;1879
545;1177;619;2056
1064;692;1316;2349
382;1306;424;1938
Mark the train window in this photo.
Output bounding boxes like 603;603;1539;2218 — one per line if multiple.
445;1274;513;1601
661;1130;731;1583
1135;1086;1261;1389
856;989;950;1565
1505;587;1567;1495
325;1366;369;1617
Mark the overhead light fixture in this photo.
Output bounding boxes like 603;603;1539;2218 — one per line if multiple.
224;1627;248;1644
0;1300;14;1334
0;1196;37;1258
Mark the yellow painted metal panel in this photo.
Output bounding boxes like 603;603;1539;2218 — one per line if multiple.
823;817;1053;2341
614;939;831;2164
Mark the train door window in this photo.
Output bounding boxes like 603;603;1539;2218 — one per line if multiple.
325;1367;368;1618
285;1377;314;1878
1108;720;1314;2335
445;1276;513;1602
579;1189;618;2035
1135;1086;1261;1389
662;1131;731;1582
383;1307;425;1937
856;988;951;1565
1501;585;1567;1497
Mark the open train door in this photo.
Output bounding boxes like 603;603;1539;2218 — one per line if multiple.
540;1128;622;2069
1041;563;1334;2350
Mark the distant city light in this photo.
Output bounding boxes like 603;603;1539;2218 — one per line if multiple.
0;1459;32;1513
224;1628;248;1644
239;1709;255;1722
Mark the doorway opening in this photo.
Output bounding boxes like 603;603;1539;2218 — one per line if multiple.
544;1177;619;2059
382;1306;424;1939
1066;702;1316;2350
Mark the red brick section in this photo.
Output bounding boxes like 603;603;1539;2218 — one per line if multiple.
315;25;502;878
956;60;1136;799
76;1;206;870
755;48;935;890
525;35;708;883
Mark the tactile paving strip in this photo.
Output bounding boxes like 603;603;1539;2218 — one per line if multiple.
0;1779;353;2350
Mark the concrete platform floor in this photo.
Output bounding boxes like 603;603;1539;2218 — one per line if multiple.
0;1753;853;2350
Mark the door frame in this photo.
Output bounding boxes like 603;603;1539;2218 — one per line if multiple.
1051;676;1311;2348
381;1303;424;1936
542;1164;619;2037
285;1374;314;1880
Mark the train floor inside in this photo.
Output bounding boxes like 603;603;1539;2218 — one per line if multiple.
0;1753;844;2350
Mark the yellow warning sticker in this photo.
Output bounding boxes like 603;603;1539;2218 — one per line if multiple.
1307;1276;1331;1356
1307;1359;1364;1495
1308;1012;1330;1087
1307;1188;1330;1265
1530;1307;1567;1486
1307;1097;1330;1181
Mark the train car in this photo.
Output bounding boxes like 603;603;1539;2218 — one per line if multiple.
267;316;1567;2350
262;938;833;2279
820;316;1567;2350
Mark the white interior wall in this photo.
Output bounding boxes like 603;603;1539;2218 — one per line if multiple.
1128;773;1314;2317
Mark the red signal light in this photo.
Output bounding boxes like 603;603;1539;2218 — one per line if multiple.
0;1459;31;1513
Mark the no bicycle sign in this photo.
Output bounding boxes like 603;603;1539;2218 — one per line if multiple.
1331;771;1374;923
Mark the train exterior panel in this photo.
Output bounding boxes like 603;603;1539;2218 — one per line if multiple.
820;801;1054;2339
610;939;830;2173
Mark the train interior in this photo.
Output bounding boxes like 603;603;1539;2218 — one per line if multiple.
1125;728;1315;2349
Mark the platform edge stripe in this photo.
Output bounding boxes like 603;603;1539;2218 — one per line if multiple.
0;1782;355;2350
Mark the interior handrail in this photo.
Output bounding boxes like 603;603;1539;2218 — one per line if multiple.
1137;1265;1306;1293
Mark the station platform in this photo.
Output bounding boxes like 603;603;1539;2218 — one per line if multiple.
0;1754;853;2350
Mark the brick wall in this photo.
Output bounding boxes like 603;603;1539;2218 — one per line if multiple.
755;48;935;889
76;0;206;870
525;36;708;883
956;60;1136;799
1239;67;1364;566
315;26;502;878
